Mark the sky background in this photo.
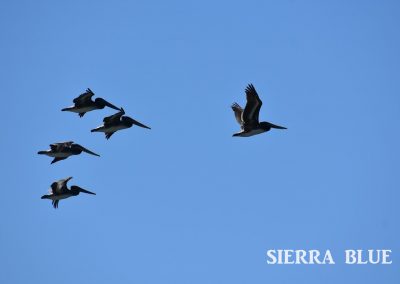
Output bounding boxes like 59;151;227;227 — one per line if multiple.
0;0;399;283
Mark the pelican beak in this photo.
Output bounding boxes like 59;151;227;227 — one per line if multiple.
103;100;120;111
125;117;151;129
79;188;96;195
82;147;100;157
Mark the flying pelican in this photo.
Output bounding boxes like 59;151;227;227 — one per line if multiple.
41;177;96;209
231;84;286;137
62;88;120;117
37;141;100;164
91;108;150;139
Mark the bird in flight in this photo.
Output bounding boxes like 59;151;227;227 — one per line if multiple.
91;108;151;139
62;88;120;117
37;141;100;164
231;84;286;137
41;177;96;209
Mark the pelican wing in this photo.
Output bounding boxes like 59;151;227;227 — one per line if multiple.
73;88;95;106
50;186;63;195
56;176;72;192
51;141;74;147
242;84;262;124
231;103;244;126
50;141;74;151
50;177;72;195
103;108;125;126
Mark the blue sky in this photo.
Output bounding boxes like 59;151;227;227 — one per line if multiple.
0;0;399;283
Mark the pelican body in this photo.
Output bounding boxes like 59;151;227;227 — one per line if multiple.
62;88;120;117
231;84;286;137
91;108;150;139
38;141;100;164
41;177;96;209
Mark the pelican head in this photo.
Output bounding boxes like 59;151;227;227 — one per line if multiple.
94;98;120;110
70;186;96;196
121;116;135;127
72;144;100;157
121;116;151;129
259;121;287;130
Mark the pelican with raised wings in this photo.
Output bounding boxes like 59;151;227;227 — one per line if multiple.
62;88;120;117
37;141;100;164
91;108;151;139
231;84;286;137
41;177;96;209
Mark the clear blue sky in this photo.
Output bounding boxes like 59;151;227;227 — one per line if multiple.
0;0;399;283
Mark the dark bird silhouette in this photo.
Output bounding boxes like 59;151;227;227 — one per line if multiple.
41;177;95;209
231;84;286;137
62;88;120;117
38;141;100;164
91;108;150;139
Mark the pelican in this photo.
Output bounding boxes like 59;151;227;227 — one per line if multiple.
91;108;150;139
37;141;100;164
231;84;286;137
62;88;120;117
41;177;95;209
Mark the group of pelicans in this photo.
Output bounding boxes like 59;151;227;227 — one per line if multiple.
38;84;286;209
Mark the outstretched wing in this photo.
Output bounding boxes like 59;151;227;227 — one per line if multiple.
231;103;244;126
73;88;95;106
103;108;125;126
242;84;262;124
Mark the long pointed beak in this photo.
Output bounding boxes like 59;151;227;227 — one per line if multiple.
79;188;96;195
103;100;120;111
267;122;287;129
129;117;151;129
81;147;100;157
